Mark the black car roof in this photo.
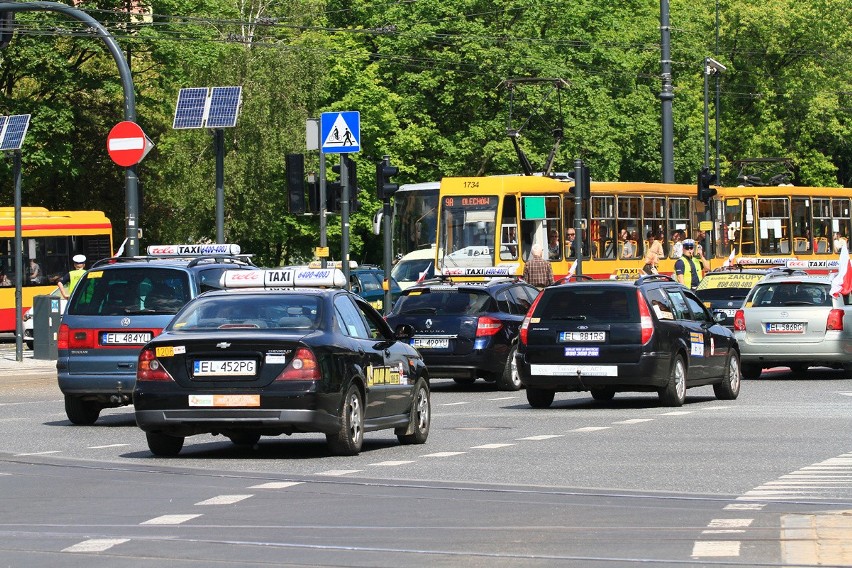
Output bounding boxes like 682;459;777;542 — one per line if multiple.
90;255;254;272
404;277;523;293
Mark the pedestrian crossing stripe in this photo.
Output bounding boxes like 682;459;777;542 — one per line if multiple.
321;111;360;153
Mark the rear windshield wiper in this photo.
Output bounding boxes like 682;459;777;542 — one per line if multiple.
551;315;587;320
124;307;176;315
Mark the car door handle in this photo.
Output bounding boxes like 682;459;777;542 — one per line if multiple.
117;363;134;369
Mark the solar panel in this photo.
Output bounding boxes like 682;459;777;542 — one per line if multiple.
0;114;31;151
206;86;242;128
172;87;208;129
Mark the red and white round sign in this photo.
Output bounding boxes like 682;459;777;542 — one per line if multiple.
106;121;152;167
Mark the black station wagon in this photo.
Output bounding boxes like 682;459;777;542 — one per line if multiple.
516;275;741;408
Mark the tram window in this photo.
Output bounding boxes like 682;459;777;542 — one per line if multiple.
791;198;811;253
590;196;615;259
643;197;666;258
668;198;691;259
757;198;790;254
832;198;850;253
813;198;831;254
563;198;589;259
617;196;641;259
500;196;519;261
519;195;560;262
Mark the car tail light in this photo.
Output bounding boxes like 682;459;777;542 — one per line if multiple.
476;316;503;337
58;324;96;349
519;292;544;346
733;309;746;331
276;347;320;381
636;290;654;344
137;348;174;382
827;309;844;331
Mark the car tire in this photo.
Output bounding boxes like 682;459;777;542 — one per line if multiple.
526;387;555;409
64;395;101;425
25;340;33;350
397;380;431;445
228;432;261;447
496;346;522;391
659;354;686;407
713;351;741;400
327;384;364;456
146;432;184;456
789;364;808;375
741;364;762;380
590;387;616;401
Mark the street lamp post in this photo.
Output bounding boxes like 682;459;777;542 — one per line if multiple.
703;57;727;175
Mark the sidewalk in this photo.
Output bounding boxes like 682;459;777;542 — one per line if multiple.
0;348;58;372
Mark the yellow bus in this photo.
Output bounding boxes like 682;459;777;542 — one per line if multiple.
436;176;712;280
0;207;113;332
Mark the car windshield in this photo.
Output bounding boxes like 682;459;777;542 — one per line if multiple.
171;294;321;331
695;288;751;302
392;259;434;283
393;289;492;315
535;287;639;323
750;282;831;307
69;267;191;316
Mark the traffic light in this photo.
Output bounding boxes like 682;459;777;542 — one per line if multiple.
697;166;717;203
307;178;320;214
376;156;399;200
327;181;342;213
572;163;590;200
0;12;14;50
331;156;358;212
286;153;305;215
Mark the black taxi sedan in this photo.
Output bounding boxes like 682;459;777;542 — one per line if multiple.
133;268;430;456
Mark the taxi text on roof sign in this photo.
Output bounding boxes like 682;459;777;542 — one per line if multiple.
221;268;347;289
147;244;242;256
440;266;517;277
785;259;840;269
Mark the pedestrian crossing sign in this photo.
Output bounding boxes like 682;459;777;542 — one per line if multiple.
320;111;360;154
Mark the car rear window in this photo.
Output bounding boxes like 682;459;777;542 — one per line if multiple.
393;289;493;315
69;267;191;316
172;295;321;331
749;282;831;307
535;286;639;323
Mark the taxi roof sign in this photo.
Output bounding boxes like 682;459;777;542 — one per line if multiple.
147;243;242;256
222;267;347;289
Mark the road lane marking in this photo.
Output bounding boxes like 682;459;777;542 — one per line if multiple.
708;519;753;528
724;503;765;511
440;402;471;406
658;411;691;416
87;443;130;449
63;539;130;553
471;443;515;449
612;418;653;425
249;481;303;489
141;514;201;525
691;541;741;557
571;426;610;432
196;494;253;505
421;452;466;457
489;396;518;401
516;435;564;441
14;451;60;456
315;470;361;476
369;460;415;466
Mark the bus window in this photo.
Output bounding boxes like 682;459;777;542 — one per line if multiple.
832;198;850;253
813;198;831;254
757;198;790;254
617;196;641;259
791;198;811;253
591;196;615;259
643;197;666;258
668;197;690;258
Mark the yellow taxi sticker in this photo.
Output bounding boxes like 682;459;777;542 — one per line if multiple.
87;271;103;278
156;346;174;357
695;273;763;291
409;290;423;296
370;299;383;310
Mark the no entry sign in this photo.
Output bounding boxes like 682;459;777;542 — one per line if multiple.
107;121;154;167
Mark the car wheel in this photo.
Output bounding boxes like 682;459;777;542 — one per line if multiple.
25;340;33;350
526;387;555;409
741;364;762;380
453;378;476;385
713;351;741;400
64;395;101;425
659;354;686;407
228;432;261;447
590;387;616;401
326;384;364;456
146;432;184;456
397;380;431;445
789;364;808;375
496;346;522;391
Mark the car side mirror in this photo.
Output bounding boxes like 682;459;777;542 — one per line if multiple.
394;323;415;342
713;311;727;323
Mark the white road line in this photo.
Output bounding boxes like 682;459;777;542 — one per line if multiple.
702;529;746;534
315;469;361;476
724;503;765;511
516;435;564;441
369;460;415;466
612;418;653;425
691;541;741;557
440;402;470;406
700;406;731;410
658;411;692;416
141;514;201;525
87;443;130;449
195;494;253;506
421;451;466;457
571;426;610;432
63;539;130;553
14;451;60;456
489;396;518;401
708;518;753;528
249;481;303;489
471;443;515;449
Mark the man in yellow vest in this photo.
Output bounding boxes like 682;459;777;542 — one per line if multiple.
674;239;707;290
58;254;87;300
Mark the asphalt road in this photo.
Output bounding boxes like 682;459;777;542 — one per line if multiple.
2;343;852;566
